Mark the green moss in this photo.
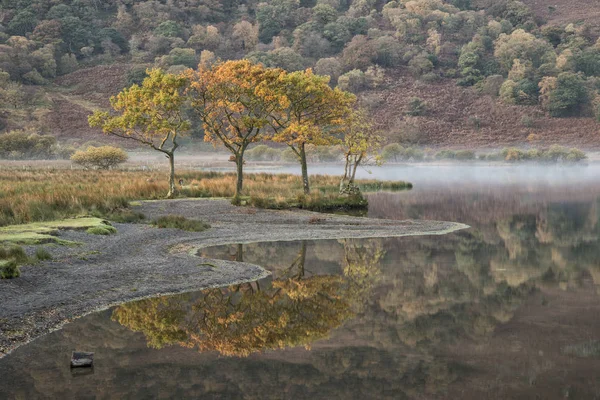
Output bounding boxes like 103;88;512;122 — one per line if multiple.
0;217;113;245
152;215;211;232
102;209;146;223
86;225;118;235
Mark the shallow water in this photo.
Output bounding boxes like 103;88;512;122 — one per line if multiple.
1;165;600;399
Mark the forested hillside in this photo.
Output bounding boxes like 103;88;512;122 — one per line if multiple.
1;0;600;151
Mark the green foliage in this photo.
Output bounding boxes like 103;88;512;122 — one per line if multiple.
406;97;427;116
573;49;600;77
152;215;211;232
380;144;424;161
546;73;589;117
0;130;59;160
246;145;282;161
34;247;52;261
155;21;184;38
0;245;29;279
495;145;587;162
158;48;198;68
381;143;403;161
86;225;118;235
104;210;146;224
455;150;476;160
0;259;21;279
127;66;150;86
281;148;300;162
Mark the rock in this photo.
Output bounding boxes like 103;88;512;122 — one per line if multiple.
70;351;94;368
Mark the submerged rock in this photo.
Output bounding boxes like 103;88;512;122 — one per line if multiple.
71;351;94;368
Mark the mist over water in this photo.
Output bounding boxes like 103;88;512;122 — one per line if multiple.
216;163;600;189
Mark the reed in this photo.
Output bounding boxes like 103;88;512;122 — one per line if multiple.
0;169;411;226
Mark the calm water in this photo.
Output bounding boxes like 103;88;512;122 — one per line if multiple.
1;165;600;399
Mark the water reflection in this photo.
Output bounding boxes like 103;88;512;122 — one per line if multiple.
112;240;383;356
1;183;600;399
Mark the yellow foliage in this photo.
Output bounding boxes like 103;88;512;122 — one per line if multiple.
70;146;128;169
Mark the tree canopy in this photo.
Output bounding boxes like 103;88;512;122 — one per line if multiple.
89;69;190;197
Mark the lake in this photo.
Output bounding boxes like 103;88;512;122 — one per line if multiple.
1;164;599;399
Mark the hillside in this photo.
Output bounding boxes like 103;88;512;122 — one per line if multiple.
1;0;600;152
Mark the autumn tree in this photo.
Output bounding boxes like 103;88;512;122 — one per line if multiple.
339;109;383;194
269;69;355;194
113;272;354;357
185;60;283;199
89;69;189;198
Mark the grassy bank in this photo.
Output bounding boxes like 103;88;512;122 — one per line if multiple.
0;218;117;245
0;170;411;226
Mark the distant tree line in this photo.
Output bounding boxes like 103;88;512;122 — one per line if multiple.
2;0;600;124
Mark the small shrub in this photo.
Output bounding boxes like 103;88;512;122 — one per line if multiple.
0;130;58;160
420;72;440;83
281;148;299;162
543;144;569;162
404;147;424;161
337;69;366;93
468;116;482;130
435;149;457;160
478;75;505;96
71;146;129;170
455;150;476;160
35;247;52;261
406;97;427;116
381;143;404;161
566;148;587;162
527;133;541;143
502;147;525;162
308;146;342;162
245;145;282;161
0;245;29;279
521;116;536;128
152;215;211;232
87;225;118;235
104;210;146;223
0;259;20;279
408;54;434;77
526;149;543;159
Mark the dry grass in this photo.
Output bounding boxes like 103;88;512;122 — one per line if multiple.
0;169;410;226
0;170;168;226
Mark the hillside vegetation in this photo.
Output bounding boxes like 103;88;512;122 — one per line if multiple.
1;0;599;148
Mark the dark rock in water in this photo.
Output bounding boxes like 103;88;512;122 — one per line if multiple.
71;351;94;368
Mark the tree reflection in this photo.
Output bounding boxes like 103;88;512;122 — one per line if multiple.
113;240;383;357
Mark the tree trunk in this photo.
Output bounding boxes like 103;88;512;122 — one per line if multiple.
236;244;244;262
297;241;307;279
300;143;310;195
235;154;244;199
340;156;351;193
350;154;362;185
166;152;177;199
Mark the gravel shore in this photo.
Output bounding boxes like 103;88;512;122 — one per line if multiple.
0;198;468;358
